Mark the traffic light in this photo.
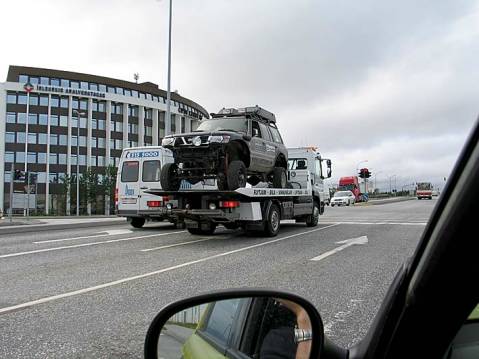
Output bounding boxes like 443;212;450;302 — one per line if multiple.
359;168;372;179
14;170;26;181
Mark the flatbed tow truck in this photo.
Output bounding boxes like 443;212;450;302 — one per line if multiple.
146;168;327;237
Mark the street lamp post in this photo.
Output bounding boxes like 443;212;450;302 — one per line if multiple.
165;0;173;135
388;175;397;196
73;110;85;216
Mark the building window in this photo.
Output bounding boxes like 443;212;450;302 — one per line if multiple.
29;77;39;85
92;101;98;112
27;152;36;163
51;96;59;107
59;135;67;145
28;133;37;144
80;99;88;110
70;81;79;89
71;154;77;165
17;113;27;124
72;98;79;109
6;132;15;143
61;79;69;87
17;132;26;143
5;151;14;163
98;156;105;166
16;151;25;163
59;153;67;165
79;136;87;147
90;83;98;91
18;93;27;104
19;75;29;83
49;153;57;164
60;97;69;108
50;134;58;145
7;112;16;123
79;155;86;166
116;87;123;95
116;139;123;150
98;101;106;112
39;114;48;126
128;123;138;134
80;117;87;129
110;139;115;150
80;81;89;90
92;137;97;147
71;136;77;147
39;95;49;106
145;126;152;136
132;90;138;98
38;133;47;144
98;119;106;130
107;86;115;94
50;115;58;126
29;94;39;106
98;138;106;148
92;119;97;130
51;78;60;86
40;77;49;85
60;115;68;127
124;89;131;97
7;92;16;104
38;152;47;164
99;84;106;92
28;114;38;125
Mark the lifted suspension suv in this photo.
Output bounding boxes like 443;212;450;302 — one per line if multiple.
160;106;288;191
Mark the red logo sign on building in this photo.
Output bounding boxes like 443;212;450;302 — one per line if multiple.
23;82;34;93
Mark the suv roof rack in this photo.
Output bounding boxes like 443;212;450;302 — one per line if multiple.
211;105;276;123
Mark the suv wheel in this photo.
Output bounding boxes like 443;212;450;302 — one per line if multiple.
227;161;247;190
160;163;181;191
272;167;287;188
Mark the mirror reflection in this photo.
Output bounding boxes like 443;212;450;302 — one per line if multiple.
158;297;313;359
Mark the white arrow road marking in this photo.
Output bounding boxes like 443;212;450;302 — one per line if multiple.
34;229;133;244
310;235;368;261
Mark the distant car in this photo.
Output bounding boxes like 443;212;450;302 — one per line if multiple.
330;190;355;206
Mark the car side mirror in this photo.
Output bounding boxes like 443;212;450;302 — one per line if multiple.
144;289;324;359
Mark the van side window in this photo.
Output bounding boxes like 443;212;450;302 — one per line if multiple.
121;161;139;182
252;121;262;138
259;123;272;141
142;160;161;182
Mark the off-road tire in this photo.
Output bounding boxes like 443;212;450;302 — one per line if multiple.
227;161;247;190
272;167;287;188
160;163;181;191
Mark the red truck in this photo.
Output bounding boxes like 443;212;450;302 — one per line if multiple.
338;176;362;202
416;182;433;200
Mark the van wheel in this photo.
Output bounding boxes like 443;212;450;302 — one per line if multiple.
160;163;181;191
306;202;320;227
272;167;287;188
188;223;217;235
129;217;145;228
227;161;247;190
264;203;280;237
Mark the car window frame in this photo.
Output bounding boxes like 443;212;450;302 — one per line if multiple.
258;122;273;142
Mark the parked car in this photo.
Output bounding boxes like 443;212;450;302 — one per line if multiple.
330;190;355;206
160;106;288;191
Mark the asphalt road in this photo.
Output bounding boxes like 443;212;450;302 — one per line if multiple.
0;198;436;358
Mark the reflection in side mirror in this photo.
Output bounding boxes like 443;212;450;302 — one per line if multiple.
147;293;323;359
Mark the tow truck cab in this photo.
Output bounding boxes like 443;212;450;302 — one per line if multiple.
287;147;332;214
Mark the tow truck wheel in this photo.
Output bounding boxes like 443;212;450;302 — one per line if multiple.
160;163;181;191
227;160;247;190
306;202;320;227
264;203;281;237
129;217;145;228
272;167;287;188
187;223;217;235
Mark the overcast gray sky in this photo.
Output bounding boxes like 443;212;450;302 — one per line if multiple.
1;0;478;190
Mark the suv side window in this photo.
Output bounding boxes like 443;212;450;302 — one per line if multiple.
199;298;242;346
259;123;272;142
269;126;283;144
252;121;262;138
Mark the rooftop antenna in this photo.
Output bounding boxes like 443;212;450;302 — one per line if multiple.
134;73;139;83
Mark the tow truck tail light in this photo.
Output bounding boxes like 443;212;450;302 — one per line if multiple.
147;201;162;207
219;201;240;208
114;188;119;204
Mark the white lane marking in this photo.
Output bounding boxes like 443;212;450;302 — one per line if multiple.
0;231;186;259
141;238;215;252
320;221;427;226
310;236;368;261
34;229;133;244
0;224;339;315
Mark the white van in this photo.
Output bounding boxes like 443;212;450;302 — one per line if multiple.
116;146;175;228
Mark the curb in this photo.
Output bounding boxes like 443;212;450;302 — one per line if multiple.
0;219;127;235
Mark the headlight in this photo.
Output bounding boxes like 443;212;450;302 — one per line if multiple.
193;136;202;147
208;135;230;143
162;137;175;146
